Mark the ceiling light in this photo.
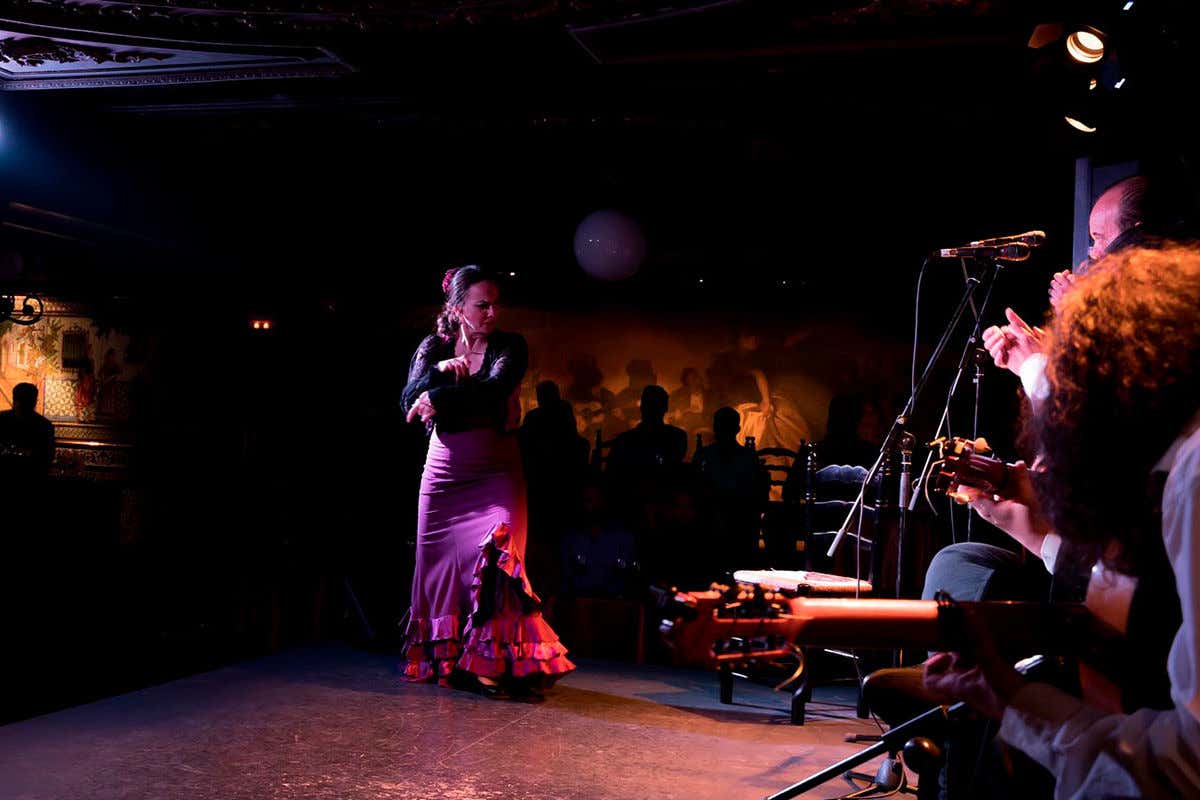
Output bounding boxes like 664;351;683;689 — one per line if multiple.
1066;30;1105;64
1064;115;1097;133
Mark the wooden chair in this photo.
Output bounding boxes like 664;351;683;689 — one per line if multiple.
751;438;807;567
717;443;883;723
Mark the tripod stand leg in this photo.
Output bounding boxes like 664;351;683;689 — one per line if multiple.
719;663;734;705
764;704;957;800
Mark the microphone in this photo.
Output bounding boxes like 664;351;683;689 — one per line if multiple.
969;230;1046;248
937;243;1032;261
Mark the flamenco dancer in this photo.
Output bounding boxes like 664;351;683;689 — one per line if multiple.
401;265;574;696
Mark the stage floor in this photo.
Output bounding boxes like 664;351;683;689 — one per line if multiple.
0;646;889;800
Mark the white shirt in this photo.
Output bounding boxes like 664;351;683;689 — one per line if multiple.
1018;353;1065;573
997;417;1200;799
1019;352;1051;407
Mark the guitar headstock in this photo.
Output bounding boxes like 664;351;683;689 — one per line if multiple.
928;436;1013;503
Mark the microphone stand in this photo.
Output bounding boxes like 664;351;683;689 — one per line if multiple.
826;258;1005;603
966;348;988;541
763;702;967;800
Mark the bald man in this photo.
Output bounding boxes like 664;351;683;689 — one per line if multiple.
985;175;1160;402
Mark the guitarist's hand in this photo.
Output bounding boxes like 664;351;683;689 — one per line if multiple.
961;461;1053;556
923;607;1026;721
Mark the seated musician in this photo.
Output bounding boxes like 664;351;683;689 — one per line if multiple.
923;175;1179;605
924;245;1200;799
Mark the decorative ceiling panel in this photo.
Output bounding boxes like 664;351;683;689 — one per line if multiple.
0;19;352;90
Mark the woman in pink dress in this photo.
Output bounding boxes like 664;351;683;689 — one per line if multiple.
401;265;574;695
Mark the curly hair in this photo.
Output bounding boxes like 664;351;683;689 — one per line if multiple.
1030;244;1200;572
434;264;495;339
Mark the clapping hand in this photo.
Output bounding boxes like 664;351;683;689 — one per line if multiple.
1049;270;1078;310
981;308;1044;375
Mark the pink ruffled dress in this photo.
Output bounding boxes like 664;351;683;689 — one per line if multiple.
401;331;574;685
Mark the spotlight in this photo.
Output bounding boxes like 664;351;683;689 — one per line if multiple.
1066;29;1105;64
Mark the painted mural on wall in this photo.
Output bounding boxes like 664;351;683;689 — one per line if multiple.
0;298;147;481
0;303;135;423
496;308;903;457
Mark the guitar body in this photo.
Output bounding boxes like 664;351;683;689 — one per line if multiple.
659;572;1135;710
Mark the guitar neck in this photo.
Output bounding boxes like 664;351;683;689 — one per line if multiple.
664;594;1110;665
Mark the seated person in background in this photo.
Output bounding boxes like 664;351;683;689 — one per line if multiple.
520;380;590;603
606;385;688;476
521;380;568;439
693;406;765;498
0;382;56;482
693;407;768;565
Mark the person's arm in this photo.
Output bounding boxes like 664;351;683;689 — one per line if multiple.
400;335;444;416
982;308;1046;391
964;461;1054;563
997;684;1200;799
427;333;528;420
935;444;1200;800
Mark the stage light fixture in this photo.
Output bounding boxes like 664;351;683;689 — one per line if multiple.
1064;115;1097;133
1066;29;1105;64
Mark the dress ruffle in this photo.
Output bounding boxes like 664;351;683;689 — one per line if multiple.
404;522;574;684
459;613;575;679
402;614;462;682
462;523;575;682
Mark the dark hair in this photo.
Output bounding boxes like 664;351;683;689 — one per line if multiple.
640;384;669;420
12;382;37;406
712;406;740;436
535;380;561;407
1030;244;1200;572
435;265;496;339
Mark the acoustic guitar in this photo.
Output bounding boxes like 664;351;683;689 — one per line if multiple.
658;438;1144;712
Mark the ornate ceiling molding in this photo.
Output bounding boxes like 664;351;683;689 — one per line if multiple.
0;19;352;90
